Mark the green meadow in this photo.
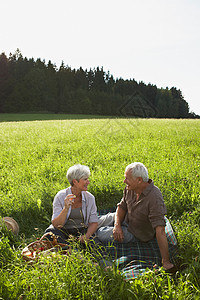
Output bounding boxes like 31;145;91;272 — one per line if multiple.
0;114;200;299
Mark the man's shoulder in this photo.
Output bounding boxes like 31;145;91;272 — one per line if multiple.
147;180;162;194
143;180;164;203
148;184;165;208
151;184;163;197
151;183;162;192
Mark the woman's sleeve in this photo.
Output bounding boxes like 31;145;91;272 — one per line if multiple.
51;192;64;221
88;196;98;223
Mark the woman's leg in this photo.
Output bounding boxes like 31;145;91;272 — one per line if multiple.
45;225;69;244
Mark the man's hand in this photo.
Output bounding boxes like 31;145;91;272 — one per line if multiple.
156;226;174;270
113;224;124;242
162;260;174;270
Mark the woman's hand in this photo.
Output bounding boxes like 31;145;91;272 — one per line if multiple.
79;234;89;243
79;222;98;243
64;194;76;210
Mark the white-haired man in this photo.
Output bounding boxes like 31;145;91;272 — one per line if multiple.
97;162;174;271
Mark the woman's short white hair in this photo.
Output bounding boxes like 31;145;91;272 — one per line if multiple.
66;164;90;186
125;162;149;182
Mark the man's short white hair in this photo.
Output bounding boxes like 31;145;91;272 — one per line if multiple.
125;162;149;182
66;164;90;186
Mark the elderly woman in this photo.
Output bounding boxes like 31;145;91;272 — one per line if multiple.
45;164;98;244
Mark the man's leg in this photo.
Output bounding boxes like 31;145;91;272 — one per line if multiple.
119;225;136;243
96;224;136;243
98;212;115;228
96;226;115;243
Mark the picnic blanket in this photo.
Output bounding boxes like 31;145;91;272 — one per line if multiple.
98;209;179;280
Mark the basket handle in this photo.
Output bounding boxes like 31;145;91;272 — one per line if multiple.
39;232;57;247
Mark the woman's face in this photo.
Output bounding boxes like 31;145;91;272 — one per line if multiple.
75;177;90;191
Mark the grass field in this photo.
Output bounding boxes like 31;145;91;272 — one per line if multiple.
0;114;200;299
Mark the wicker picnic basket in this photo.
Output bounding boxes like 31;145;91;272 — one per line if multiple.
21;232;71;261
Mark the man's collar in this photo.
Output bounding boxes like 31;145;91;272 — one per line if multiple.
141;179;153;195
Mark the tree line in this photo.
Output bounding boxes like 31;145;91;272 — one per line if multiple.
0;49;198;118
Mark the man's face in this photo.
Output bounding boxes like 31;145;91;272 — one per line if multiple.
124;169;139;191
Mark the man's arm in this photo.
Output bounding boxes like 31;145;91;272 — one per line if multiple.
156;226;174;270
113;206;126;242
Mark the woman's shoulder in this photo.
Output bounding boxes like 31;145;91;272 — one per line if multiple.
83;191;95;201
55;187;69;198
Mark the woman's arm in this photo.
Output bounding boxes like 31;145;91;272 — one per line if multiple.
79;222;98;243
52;194;75;228
52;206;69;228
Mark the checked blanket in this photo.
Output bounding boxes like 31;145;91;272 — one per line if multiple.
98;209;179;280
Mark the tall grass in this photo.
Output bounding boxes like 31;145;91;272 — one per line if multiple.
0;115;199;299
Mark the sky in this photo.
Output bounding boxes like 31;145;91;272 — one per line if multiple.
1;0;200;115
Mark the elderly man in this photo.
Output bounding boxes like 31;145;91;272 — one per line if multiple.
96;162;174;271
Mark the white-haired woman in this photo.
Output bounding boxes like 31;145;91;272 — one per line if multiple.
45;164;98;244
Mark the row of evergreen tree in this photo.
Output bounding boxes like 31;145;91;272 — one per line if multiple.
0;49;198;118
